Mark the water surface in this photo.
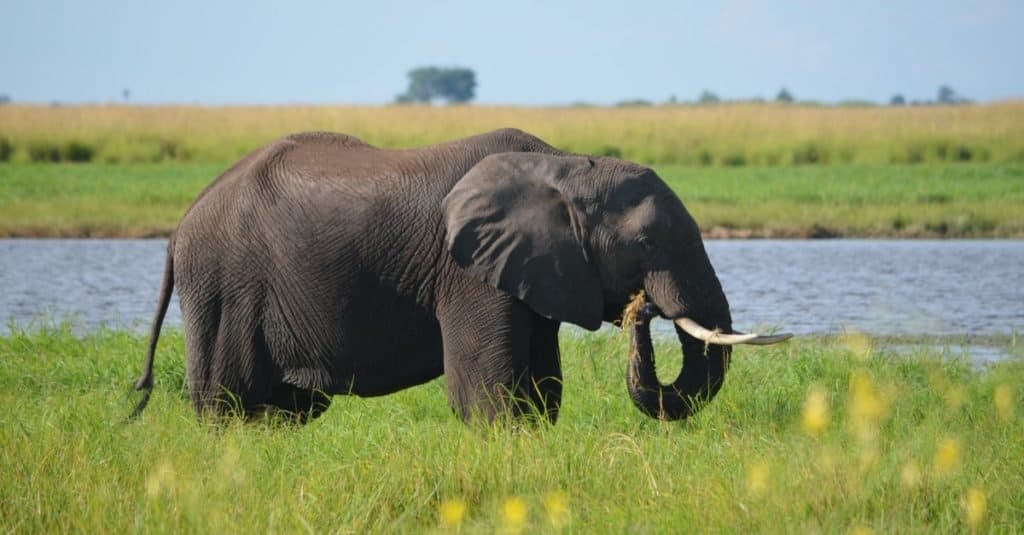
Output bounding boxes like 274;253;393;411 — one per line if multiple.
2;239;1022;340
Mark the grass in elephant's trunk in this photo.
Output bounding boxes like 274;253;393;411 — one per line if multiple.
619;291;648;333
619;290;720;355
620;290;730;421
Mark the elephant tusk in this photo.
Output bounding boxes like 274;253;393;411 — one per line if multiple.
673;317;793;346
733;332;795;345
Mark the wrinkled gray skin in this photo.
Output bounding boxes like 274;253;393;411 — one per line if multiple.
132;128;734;424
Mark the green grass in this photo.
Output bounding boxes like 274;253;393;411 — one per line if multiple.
1;325;1021;532
2;162;1023;237
664;163;1024;237
0;163;218;237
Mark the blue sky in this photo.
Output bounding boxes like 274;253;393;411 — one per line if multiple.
4;0;1022;105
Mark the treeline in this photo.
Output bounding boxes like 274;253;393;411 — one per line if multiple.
1;103;1022;166
614;85;974;108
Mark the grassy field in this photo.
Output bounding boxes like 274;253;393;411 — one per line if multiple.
2;103;1023;167
1;325;1021;532
2;162;1022;238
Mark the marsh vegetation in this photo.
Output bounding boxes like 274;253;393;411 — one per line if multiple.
1;327;1020;532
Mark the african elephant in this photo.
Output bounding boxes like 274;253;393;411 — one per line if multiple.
131;128;789;424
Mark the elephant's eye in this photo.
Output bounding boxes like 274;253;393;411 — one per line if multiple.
637;235;655;251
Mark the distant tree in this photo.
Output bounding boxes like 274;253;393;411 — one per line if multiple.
434;68;476;103
398;66;441;103
889;94;906;106
937;85;970;105
0;94;10;105
937;85;956;104
395;66;476;104
698;90;720;104
775;88;794;103
122;88;131;102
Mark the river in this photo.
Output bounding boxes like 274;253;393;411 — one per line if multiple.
2;239;1022;359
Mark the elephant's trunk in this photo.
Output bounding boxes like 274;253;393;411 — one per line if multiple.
626;304;731;421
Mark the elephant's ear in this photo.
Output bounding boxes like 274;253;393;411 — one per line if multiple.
443;153;604;330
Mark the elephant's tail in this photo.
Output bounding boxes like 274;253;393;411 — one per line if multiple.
129;237;175;420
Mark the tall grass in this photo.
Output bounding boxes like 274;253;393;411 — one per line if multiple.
2;102;1023;166
1;325;1021;532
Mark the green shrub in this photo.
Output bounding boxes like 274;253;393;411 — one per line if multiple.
891;143;927;164
62;141;96;162
720;150;746;167
0;137;12;161
27;141;61;162
792;142;826;165
952;144;973;162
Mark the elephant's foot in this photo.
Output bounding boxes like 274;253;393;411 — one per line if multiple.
249;384;332;425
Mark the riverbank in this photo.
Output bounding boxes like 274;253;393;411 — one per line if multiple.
3;226;1018;240
1;326;1020;532
2;162;1022;238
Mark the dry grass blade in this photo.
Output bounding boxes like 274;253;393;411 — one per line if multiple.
619;291;647;332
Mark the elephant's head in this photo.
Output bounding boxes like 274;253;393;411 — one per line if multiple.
443;152;789;420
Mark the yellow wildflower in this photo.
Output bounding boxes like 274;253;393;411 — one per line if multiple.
543;491;570;528
962;487;987;528
501;496;528;528
802;385;831;436
438;498;467;528
994;384;1014;422
933;437;962;476
746;460;770;496
848;370;887;443
839;331;872;361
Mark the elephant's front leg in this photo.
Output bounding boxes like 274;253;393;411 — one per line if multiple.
527;317;562;424
437;288;539;423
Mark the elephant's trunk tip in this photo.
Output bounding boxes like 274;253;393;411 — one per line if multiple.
134;374;152;392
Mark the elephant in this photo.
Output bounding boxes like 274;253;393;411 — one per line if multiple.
131;128;790;424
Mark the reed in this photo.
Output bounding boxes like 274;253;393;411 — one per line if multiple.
2;102;1023;165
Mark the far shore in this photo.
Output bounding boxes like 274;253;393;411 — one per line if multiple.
3;225;1023;240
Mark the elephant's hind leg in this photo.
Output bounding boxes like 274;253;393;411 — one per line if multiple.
184;301;284;421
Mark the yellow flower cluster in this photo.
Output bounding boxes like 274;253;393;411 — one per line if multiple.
801;384;831;436
438;498;467;528
962;487;987;529
847;370;890;444
933;437;962;477
994;384;1014;422
746;460;771;496
437;492;571;531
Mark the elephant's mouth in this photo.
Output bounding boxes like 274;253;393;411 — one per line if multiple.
623;294;792;421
